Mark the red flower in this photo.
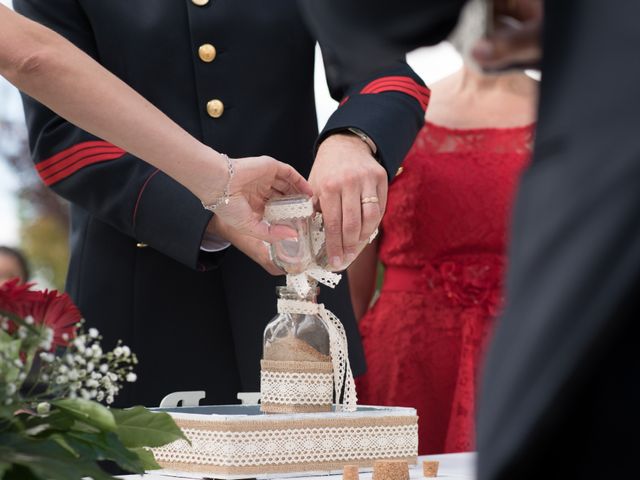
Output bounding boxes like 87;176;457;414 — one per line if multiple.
0;279;81;349
0;279;41;319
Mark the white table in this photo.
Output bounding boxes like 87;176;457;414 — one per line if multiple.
121;452;476;480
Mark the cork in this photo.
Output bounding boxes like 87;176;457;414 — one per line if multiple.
343;464;360;480
422;460;439;477
372;460;409;480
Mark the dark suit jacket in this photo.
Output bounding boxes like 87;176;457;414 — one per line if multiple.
15;0;427;408
302;0;640;478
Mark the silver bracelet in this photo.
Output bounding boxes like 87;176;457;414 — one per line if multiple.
202;154;234;212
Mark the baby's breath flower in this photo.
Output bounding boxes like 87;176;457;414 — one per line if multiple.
17;326;28;339
6;383;17;395
121;346;131;358
113;347;123;357
24;315;34;325
99;364;109;374
106;395;114;405
86;379;99;388
88;328;99;338
126;373;137;383
36;402;51;414
56;375;68;384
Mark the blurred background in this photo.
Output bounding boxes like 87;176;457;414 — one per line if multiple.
0;0;461;290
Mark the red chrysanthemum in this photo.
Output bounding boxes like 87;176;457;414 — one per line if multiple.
0;279;42;319
0;279;82;349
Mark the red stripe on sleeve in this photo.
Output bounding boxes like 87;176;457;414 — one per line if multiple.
360;76;431;110
36;141;122;172
38;145;125;177
42;151;126;186
361;76;430;96
366;86;429;110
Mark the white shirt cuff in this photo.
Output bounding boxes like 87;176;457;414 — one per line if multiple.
200;233;231;252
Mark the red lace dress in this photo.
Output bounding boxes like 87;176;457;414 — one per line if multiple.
356;121;534;454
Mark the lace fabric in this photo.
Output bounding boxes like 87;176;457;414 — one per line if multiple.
152;411;418;476
357;121;533;454
260;360;334;413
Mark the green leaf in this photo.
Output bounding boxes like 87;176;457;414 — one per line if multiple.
64;431;145;474
0;404;19;420
112;406;187;448
0;434;116;480
0;461;11;477
24;410;74;433
70;420;100;434
51;398;116;432
48;433;80;458
130;447;161;471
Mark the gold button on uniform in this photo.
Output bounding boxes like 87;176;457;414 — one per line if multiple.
207;99;224;118
136;242;148;248
191;0;209;6
198;44;217;63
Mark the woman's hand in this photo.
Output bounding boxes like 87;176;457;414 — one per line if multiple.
204;154;313;243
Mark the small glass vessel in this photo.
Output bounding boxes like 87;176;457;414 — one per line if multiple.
265;195;315;274
263;287;330;364
260;286;333;413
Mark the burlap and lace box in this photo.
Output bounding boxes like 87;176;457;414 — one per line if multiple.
152;404;418;479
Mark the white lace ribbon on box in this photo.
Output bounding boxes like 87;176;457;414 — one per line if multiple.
277;298;358;412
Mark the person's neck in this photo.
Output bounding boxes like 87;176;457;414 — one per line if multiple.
453;65;528;95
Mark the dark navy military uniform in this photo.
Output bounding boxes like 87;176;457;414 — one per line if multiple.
15;0;428;407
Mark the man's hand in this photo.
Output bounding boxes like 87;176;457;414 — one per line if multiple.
206;215;283;276
310;133;387;270
472;0;543;72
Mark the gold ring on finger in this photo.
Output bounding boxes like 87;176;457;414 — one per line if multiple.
361;196;379;205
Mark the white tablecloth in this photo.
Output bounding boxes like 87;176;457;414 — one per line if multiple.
121;452;476;480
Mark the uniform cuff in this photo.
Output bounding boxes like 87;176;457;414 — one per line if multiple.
133;171;221;270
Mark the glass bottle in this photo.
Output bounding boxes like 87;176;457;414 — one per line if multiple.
264;195;315;275
260;286;333;413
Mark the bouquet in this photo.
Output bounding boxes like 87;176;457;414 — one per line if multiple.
0;279;187;479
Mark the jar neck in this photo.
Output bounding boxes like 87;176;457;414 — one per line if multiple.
276;286;319;303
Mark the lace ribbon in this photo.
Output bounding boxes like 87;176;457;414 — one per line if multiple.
287;267;341;297
277;298;358;412
264;197;315;222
